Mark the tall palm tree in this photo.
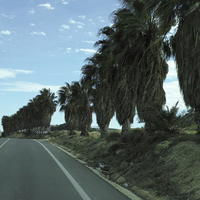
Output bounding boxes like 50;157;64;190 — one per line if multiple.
96;26;136;134
58;83;81;131
58;82;92;136
112;1;170;131
148;0;200;131
70;82;92;136
37;88;57;129
81;53;115;136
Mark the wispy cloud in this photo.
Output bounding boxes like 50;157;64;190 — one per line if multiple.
69;19;85;26
0;30;12;36
0;13;15;20
83;40;95;44
78;15;86;20
68;19;85;29
77;25;83;29
38;3;55;10
77;48;97;54
98;16;105;23
60;24;70;31
61;0;69;5
29;9;35;14
31;31;46;36
87;32;93;36
0;68;33;79
65;47;72;54
0;81;60;92
30;23;36;27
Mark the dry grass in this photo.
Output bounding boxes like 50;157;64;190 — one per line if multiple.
49;129;200;200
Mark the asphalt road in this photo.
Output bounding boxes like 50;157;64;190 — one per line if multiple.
0;138;132;200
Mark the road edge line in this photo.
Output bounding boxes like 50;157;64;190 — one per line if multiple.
0;139;10;149
34;139;92;200
51;142;143;200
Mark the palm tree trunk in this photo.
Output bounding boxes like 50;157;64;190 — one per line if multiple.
80;129;89;136
100;124;109;137
194;109;200;134
121;119;130;135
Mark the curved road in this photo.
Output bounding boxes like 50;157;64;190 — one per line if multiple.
0;138;134;200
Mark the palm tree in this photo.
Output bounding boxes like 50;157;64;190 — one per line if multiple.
81;53;115;136
37;88;57;130
112;1;170;132
96;26;136;134
70;82;92;136
58;82;92;136
148;0;200;131
58;83;81;131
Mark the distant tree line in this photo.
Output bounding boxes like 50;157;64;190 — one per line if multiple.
2;89;57;135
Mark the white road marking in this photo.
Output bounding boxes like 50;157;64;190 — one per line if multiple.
0;139;10;149
34;140;92;200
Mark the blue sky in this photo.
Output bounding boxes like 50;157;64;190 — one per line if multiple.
0;0;186;131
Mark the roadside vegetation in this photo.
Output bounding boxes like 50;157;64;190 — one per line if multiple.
48;127;200;200
1;0;200;199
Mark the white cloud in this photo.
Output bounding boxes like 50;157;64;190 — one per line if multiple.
0;30;11;36
65;47;72;54
88;18;93;22
69;19;84;26
77;25;83;29
61;0;69;5
78;15;86;20
83;40;95;44
0;81;60;92
29;9;35;14
78;48;97;54
88;18;95;25
98;16;105;23
0;13;15;20
88;32;93;36
31;31;46;36
30;23;36;27
38;3;55;10
60;24;70;31
0;68;33;79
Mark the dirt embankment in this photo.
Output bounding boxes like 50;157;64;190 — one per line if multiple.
48;130;200;200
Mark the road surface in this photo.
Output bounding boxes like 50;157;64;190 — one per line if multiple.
0;138;132;200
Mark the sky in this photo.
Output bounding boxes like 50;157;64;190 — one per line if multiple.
0;0;187;131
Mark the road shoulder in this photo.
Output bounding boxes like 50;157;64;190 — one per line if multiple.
49;141;143;200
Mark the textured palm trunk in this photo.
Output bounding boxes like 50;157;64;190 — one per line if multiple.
100;124;109;137
80;129;89;136
121;119;130;135
194;109;200;134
